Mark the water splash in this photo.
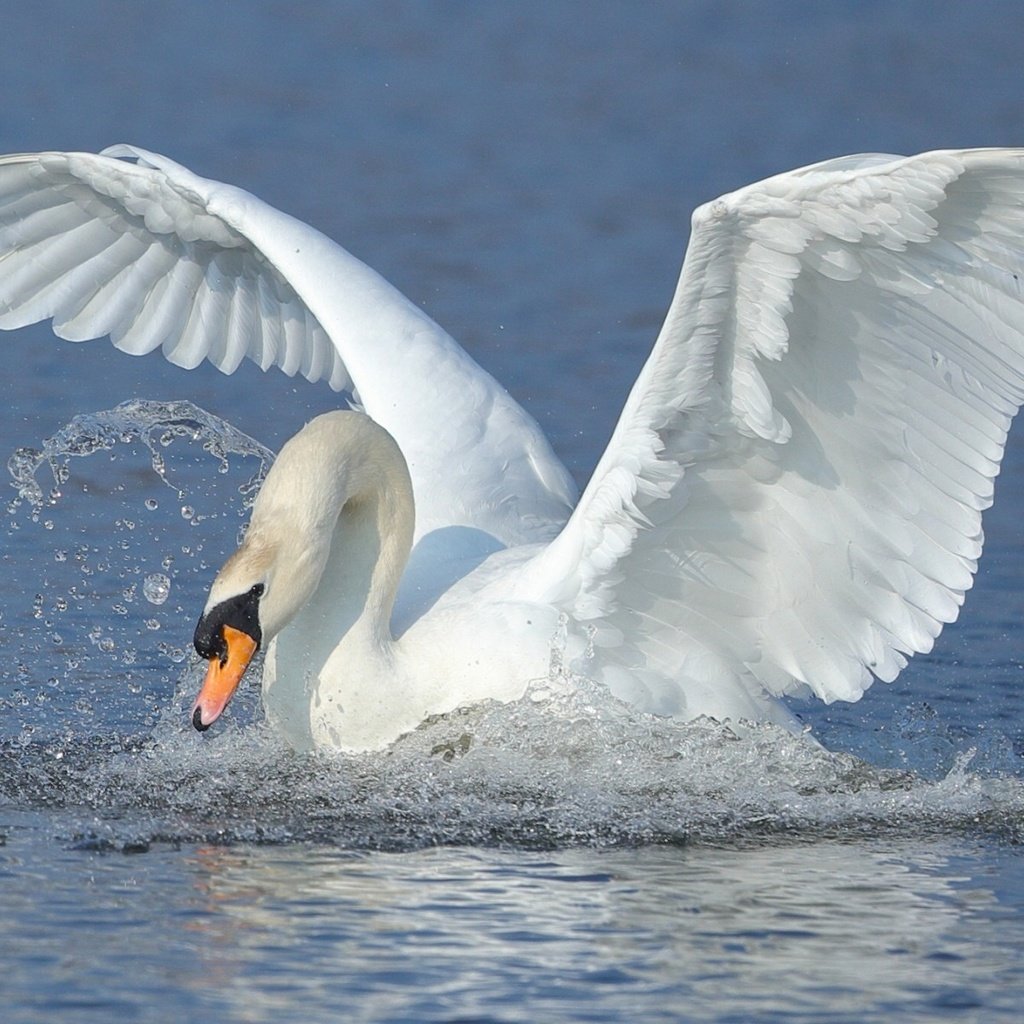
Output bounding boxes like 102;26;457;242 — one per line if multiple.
8;398;273;517
1;677;1022;852
142;574;171;605
1;400;1021;853
1;400;274;743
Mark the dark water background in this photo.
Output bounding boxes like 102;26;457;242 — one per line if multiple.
2;3;1024;1021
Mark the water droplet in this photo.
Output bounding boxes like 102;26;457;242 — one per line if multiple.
54;550;67;563
144;498;158;511
180;505;194;520
143;573;170;605
145;619;161;631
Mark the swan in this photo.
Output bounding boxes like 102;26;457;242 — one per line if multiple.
2;145;1024;751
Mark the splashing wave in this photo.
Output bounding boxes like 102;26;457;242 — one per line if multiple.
3;669;1022;852
2;401;1021;853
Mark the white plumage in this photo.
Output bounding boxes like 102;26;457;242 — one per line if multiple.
1;145;1023;749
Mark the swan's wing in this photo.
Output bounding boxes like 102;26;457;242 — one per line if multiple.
0;146;576;544
515;149;1024;719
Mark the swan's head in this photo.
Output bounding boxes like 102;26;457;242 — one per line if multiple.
191;578;265;731
189;530;326;730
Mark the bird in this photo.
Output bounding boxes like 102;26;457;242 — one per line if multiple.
1;144;1023;752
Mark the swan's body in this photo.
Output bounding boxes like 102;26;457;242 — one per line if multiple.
3;145;1024;750
202;411;557;750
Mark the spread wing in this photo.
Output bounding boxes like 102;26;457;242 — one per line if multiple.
516;149;1024;719
0;145;576;544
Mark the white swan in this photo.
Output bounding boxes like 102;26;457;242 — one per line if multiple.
2;145;1024;751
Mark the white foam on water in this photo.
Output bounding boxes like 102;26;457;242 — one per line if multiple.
3;671;1023;851
2;402;1022;852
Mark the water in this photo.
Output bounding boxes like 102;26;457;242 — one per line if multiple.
4;840;1023;1024
2;3;1024;1022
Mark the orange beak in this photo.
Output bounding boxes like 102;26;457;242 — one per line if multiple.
191;624;259;731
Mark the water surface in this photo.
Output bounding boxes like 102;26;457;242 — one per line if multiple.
2;3;1024;1022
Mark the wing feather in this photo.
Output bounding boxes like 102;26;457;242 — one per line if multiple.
0;218;117;327
516;149;1024;719
0;146;576;544
215;266;258;375
253;272;283;373
52;232;152;340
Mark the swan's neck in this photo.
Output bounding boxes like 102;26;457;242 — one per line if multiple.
319;465;414;652
247;412;415;746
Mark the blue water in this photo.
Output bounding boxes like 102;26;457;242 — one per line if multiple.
2;3;1024;1021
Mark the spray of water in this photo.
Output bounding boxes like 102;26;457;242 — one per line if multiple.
1;400;273;742
1;400;1022;852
